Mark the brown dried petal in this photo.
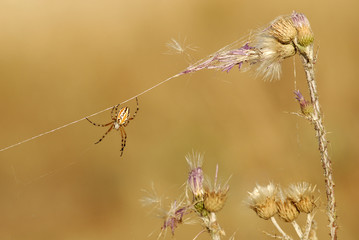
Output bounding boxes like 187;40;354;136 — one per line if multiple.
277;199;300;222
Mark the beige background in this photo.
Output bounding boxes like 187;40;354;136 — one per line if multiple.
0;0;358;239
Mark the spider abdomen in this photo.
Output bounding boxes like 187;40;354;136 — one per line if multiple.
117;107;130;125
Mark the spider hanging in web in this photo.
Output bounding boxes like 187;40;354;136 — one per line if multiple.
86;97;139;156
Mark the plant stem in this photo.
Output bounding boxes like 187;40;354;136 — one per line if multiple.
300;49;338;240
291;220;303;239
270;217;292;240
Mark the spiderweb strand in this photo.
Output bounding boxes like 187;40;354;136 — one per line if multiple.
0;72;184;153
0;36;249;153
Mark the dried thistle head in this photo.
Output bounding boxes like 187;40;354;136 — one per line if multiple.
204;188;229;213
203;167;230;213
286;182;317;213
247;183;278;220
268;16;297;44
253;34;296;80
276;198;300;222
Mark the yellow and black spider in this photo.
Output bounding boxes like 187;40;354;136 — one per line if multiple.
86;98;139;156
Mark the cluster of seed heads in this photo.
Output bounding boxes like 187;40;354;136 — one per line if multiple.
247;182;317;222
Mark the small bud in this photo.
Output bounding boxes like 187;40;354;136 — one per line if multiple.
291;12;314;48
193;200;209;217
294;90;314;116
286;182;317;213
188;167;204;198
247;183;278;220
276;199;300;222
269;17;297;44
204;188;229;212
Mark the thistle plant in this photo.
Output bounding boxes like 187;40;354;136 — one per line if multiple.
143;152;229;240
179;11;338;239
139;11;337;240
1;9;339;240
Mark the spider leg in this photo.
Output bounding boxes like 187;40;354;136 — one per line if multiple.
111;104;120;120
128;97;139;121
94;125;114;144
86;118;113;127
119;126;127;156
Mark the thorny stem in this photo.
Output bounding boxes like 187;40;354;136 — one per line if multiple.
299;49;338;240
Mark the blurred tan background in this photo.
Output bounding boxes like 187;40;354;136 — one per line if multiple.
0;0;358;239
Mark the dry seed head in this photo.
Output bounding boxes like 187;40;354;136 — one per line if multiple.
276;199;300;222
254;34;296;80
251;196;277;220
202;164;230;213
204;188;229;213
247;183;278;220
268;16;297;44
286;182;317;213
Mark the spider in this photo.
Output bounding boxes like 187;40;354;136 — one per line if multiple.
86;97;139;156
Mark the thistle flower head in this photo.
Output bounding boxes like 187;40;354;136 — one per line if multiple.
186;152;205;199
286;182;317;213
203;165;230;213
276;197;300;222
247;183;278;220
268;16;297;44
291;12;314;48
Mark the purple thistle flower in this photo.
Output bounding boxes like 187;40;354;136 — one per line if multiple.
188;167;204;198
162;203;189;235
185;152;205;199
291;12;310;29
